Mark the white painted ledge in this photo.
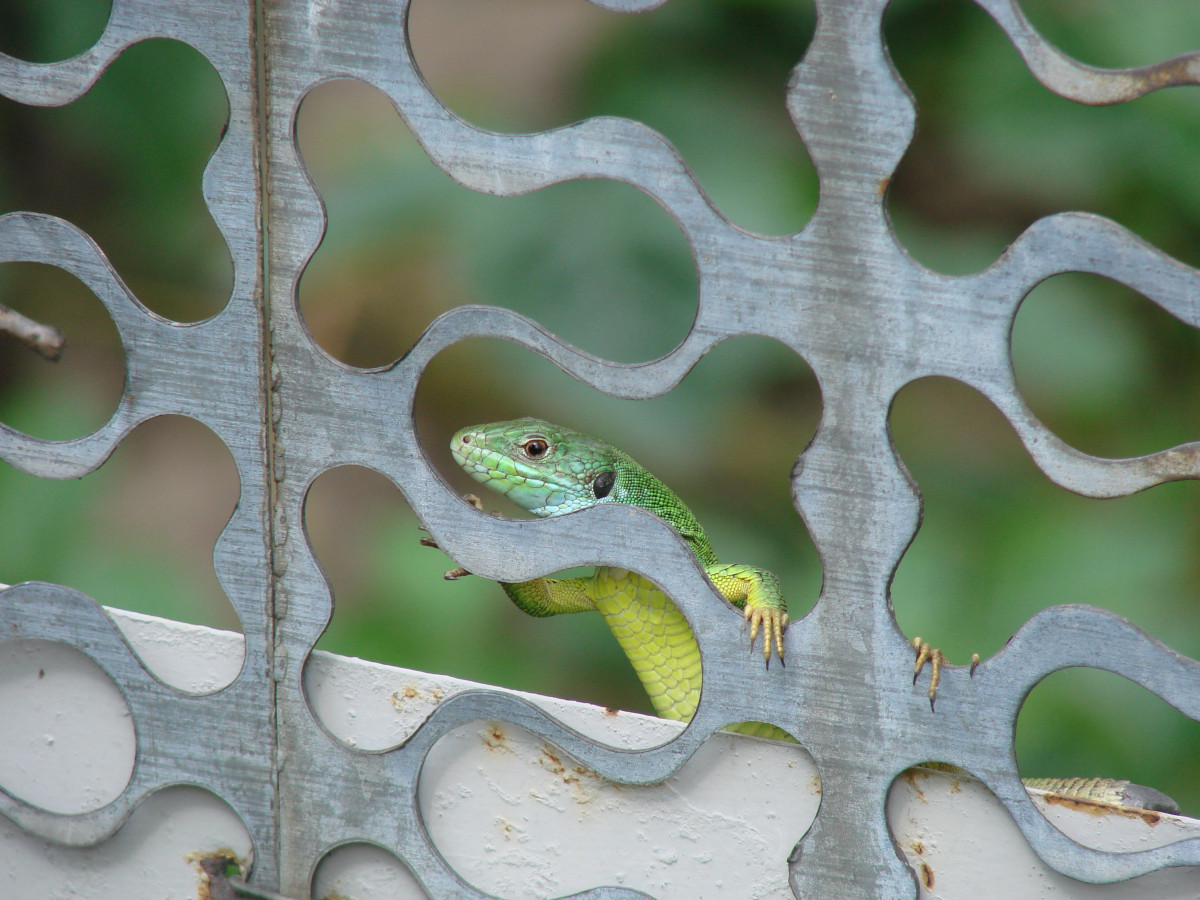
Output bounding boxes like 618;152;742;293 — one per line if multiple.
0;606;1198;899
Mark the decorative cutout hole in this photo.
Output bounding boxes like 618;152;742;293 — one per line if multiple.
0;0;112;63
416;336;822;621
408;0;618;133
887;765;1200;893
296;78;699;367
0;39;232;321
406;0;818;235
305;465;653;719
890;377;1200;665
312;842;425;900
0;262;123;441
0;416;243;638
0;786;253;896
0;638;135;813
1017;0;1200;70
305;335;819;738
1019;668;1200;816
884;0;1200;274
1012;272;1200;460
419;721;818;897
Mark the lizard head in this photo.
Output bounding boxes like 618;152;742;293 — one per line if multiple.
451;417;619;517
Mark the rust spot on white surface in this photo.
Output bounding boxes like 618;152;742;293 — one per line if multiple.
481;723;508;751
1043;793;1163;826
902;769;929;803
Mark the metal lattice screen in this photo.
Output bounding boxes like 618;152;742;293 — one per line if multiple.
1;0;1199;897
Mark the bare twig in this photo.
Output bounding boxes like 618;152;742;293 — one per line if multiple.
0;302;66;361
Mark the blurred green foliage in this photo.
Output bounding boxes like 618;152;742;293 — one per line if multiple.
1;0;1198;813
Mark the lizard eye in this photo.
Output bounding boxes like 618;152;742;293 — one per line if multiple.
592;470;615;499
521;438;549;459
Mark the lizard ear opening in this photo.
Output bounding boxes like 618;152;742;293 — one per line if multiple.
592;470;615;499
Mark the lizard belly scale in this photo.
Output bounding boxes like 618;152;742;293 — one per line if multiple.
591;566;702;723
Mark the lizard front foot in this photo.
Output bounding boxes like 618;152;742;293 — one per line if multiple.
418;493;487;579
746;602;788;668
706;563;788;668
417;535;472;580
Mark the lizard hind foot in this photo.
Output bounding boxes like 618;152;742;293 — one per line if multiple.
911;636;946;710
912;638;983;710
911;639;983;709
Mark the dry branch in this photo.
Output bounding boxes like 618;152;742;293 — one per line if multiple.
0;302;65;361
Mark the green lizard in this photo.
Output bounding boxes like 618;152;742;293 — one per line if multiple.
436;417;788;733
425;417;1183;813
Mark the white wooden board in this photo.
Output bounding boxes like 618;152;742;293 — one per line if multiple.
0;607;1197;899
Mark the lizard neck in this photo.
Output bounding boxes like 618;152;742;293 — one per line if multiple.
609;451;719;567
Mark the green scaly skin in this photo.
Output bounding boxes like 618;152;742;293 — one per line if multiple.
448;417;789;738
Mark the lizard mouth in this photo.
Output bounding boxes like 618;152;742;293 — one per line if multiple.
450;429;501;481
449;429;479;472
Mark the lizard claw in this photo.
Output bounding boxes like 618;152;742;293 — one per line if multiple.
420;498;484;579
911;636;946;710
419;534;472;580
911;639;984;709
745;604;788;668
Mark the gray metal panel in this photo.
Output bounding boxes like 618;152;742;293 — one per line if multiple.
0;0;278;884
1;0;1198;898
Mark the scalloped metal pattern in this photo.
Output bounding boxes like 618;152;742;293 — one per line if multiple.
1;0;1198;898
0;0;278;885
